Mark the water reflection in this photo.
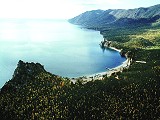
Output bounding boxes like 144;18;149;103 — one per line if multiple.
0;19;126;88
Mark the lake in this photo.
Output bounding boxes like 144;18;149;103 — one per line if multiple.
0;19;126;88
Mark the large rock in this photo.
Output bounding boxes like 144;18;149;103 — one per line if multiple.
13;60;46;78
100;39;112;47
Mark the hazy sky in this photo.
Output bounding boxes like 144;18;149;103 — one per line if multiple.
0;0;159;19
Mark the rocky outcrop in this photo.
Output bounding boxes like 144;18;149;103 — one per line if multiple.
100;39;112;47
13;60;46;78
1;60;47;93
100;39;134;66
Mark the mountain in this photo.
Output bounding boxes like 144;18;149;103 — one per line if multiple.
68;4;160;28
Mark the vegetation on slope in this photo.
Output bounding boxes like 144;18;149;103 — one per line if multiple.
0;4;160;119
101;27;160;49
0;48;160;119
0;24;160;119
69;4;160;29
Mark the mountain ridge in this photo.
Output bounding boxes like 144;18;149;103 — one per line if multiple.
68;4;160;28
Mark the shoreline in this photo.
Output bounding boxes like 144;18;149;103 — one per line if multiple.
70;47;130;83
108;47;122;52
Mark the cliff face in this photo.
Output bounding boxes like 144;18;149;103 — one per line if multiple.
100;39;112;47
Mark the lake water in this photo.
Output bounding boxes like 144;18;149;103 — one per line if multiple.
0;19;126;88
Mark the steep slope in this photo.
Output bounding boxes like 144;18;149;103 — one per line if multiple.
68;9;116;27
0;60;71;119
69;4;160;28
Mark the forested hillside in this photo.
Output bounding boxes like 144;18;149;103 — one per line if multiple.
0;47;160;119
0;3;160;120
69;4;160;29
0;26;160;119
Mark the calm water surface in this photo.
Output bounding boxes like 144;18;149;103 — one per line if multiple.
0;19;126;88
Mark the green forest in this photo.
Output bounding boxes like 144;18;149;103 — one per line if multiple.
0;23;160;119
1;4;160;120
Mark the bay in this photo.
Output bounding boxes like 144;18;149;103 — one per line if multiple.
0;19;126;88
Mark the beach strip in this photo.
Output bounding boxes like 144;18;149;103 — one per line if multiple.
71;47;130;83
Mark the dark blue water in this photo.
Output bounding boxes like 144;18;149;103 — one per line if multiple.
0;19;126;88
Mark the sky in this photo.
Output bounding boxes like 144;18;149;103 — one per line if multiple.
0;0;159;19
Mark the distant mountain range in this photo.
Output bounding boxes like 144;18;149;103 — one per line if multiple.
69;4;160;29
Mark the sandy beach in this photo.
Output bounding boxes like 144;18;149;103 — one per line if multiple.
70;47;131;83
109;47;122;52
